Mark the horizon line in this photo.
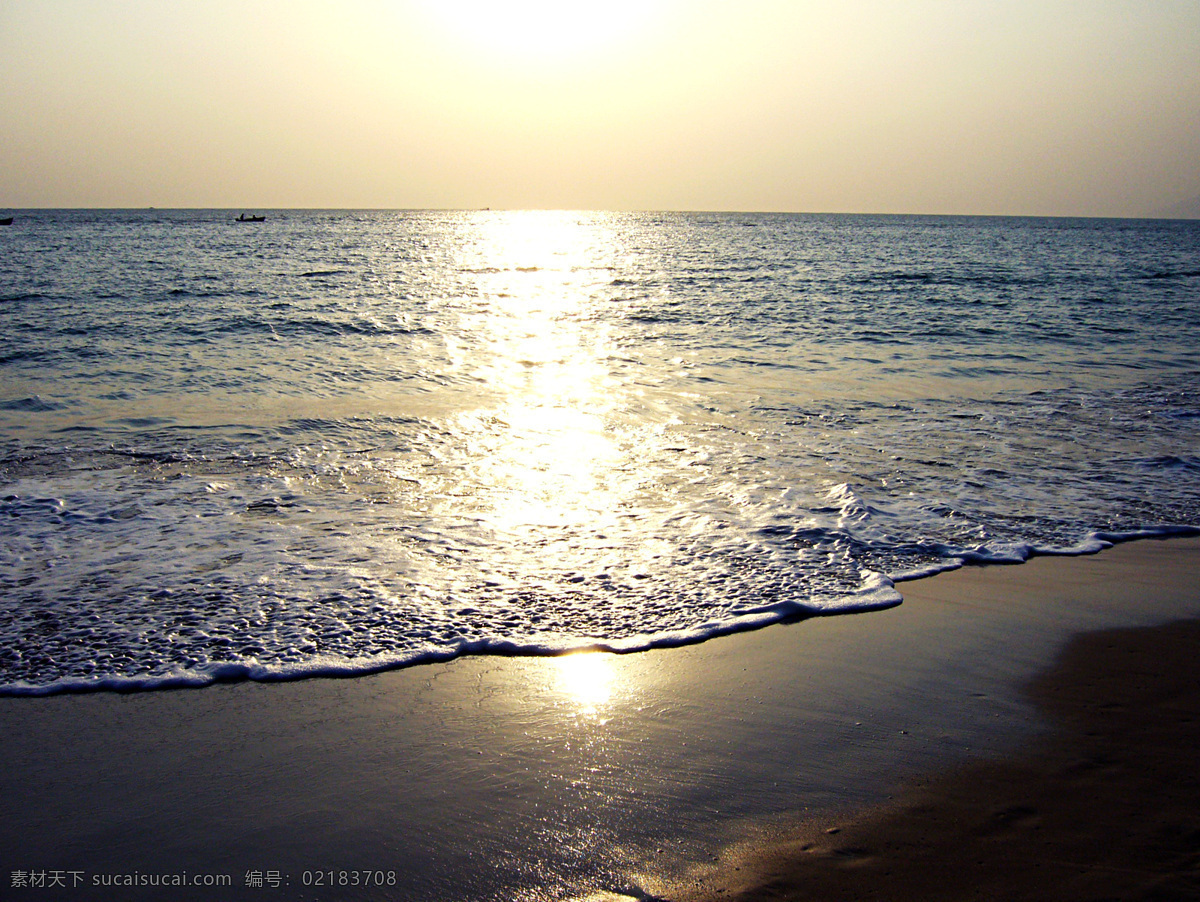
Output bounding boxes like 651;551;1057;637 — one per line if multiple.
3;206;1198;222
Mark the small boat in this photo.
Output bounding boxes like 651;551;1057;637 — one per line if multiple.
236;213;266;223
0;217;13;226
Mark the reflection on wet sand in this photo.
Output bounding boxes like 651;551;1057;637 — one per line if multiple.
553;651;618;713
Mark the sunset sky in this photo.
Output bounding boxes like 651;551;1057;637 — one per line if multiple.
2;0;1198;216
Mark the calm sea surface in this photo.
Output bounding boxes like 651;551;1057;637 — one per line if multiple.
2;210;1198;694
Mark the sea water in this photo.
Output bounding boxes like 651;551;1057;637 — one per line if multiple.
1;209;1198;695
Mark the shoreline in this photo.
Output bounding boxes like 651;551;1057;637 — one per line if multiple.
2;537;1198;901
9;528;1193;699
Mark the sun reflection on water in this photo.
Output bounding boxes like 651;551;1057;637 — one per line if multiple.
447;212;643;559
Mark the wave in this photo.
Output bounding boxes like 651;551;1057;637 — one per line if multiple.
848;270;1053;289
174;314;431;340
0;292;51;304
0;396;67;412
1144;268;1200;280
6;527;1198;698
0;580;903;698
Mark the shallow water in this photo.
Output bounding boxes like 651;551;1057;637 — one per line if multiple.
2;210;1198;693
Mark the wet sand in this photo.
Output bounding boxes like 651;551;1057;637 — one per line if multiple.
1;538;1198;901
673;544;1200;902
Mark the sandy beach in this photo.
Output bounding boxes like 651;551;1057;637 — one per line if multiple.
2;537;1199;901
673;618;1200;901
672;541;1200;901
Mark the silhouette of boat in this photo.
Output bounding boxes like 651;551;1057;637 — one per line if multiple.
0;217;12;226
236;214;265;223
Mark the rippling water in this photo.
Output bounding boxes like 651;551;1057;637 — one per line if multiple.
2;209;1198;694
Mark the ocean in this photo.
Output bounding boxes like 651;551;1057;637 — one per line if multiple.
2;209;1198;696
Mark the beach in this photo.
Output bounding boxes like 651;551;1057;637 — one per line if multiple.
3;536;1198;901
671;537;1200;902
675;618;1200;901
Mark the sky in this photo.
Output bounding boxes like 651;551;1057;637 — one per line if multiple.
2;0;1198;216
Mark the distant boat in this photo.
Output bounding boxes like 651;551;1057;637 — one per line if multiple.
236;214;265;223
0;217;12;226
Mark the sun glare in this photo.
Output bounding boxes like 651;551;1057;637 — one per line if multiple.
554;651;617;711
423;0;663;62
429;212;677;623
450;213;626;534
